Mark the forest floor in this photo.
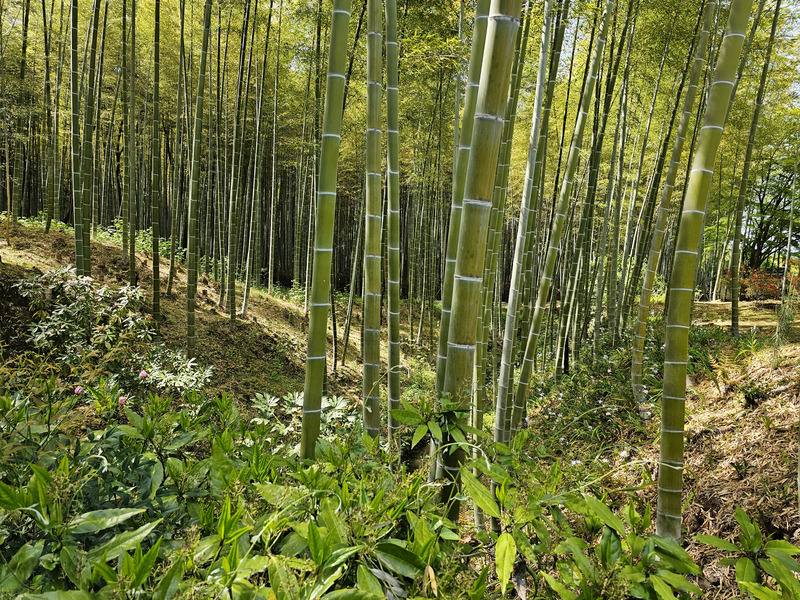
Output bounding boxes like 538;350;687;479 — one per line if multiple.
1;220;798;598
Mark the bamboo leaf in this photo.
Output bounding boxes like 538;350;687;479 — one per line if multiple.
496;532;516;596
389;409;423;426
695;534;740;553
460;468;500;519
737;582;782;600
735;557;758;586
428;420;442;441
87;519;162;562
374;541;423;578
67;508;145;535
584;495;625;536
654;569;702;594
542;572;578;600
412;424;428;449
649;574;677;600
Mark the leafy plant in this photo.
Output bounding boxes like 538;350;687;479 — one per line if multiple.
696;507;800;599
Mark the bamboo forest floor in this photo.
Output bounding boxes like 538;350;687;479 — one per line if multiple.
2;220;799;598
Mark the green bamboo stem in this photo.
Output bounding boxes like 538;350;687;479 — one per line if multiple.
362;0;383;438
439;0;522;522
186;0;213;360
69;0;84;276
128;0;136;286
300;0;351;461
78;0;100;277
151;0;161;333
385;0;402;447
435;0;490;397
657;0;752;541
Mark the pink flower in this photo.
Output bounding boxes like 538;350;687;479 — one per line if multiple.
74;386;83;395
119;396;127;405
139;370;148;378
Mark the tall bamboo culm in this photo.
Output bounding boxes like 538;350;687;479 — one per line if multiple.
300;0;352;461
69;0;84;276
657;0;752;542
439;0;522;522
151;0;161;333
362;0;383;439
435;0;490;398
385;0;402;447
186;0;213;360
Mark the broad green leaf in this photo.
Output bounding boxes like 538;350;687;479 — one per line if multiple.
512;528;538;564
389;409;423;426
256;482;305;507
428;421;442;442
319;498;347;546
67;508;145;535
411;424;428;449
695;534;740;553
0;541;44;592
735;506;762;552
152;558;185;600
649;574;677;600
496;532;516;596
460;468;500;519
309;565;344;600
766;549;800;573
0;480;26;510
765;540;800;556
450;426;467;446
439;527;459;541
374;541;423;578
91;560;117;585
356;564;383;595
654;569;702;594
323;545;363;572
22;591;95;599
59;547;80;588
650;535;700;574
735;557;758;589
88;519;161;562
132;538;162;588
269;560;302;600
584;495;625;536
308;522;324;567
598;527;622;568
542;572;578;600
737;582;782;600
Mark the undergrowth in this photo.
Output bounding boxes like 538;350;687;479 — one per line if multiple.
1;267;797;598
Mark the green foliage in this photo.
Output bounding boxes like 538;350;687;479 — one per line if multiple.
14;266;154;368
696;507;800;599
0;374;491;598
455;434;702;599
6;267;211;398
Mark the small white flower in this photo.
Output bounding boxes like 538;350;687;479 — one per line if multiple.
570;460;582;466
620;450;629;458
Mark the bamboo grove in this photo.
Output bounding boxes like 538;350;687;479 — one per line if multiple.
1;0;798;540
